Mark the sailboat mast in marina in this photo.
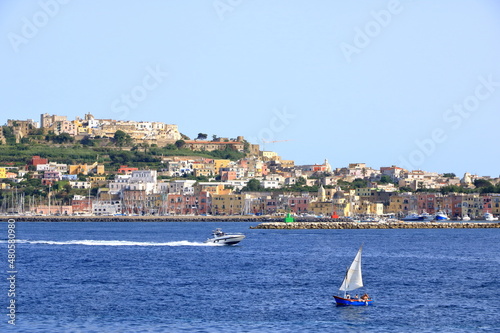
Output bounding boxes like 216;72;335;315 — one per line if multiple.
333;245;374;306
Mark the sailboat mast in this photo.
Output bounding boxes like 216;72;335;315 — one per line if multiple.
343;266;349;298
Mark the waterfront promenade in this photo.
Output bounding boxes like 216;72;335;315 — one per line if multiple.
0;215;499;229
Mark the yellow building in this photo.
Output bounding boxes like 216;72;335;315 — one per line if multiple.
213;159;230;174
89;176;107;186
0;167;6;179
195;183;227;195
260;151;279;161
194;168;214;178
310;201;335;216
280;160;295;168
386;194;417;215
355;187;376;197
69;163;105;175
491;195;500;216
192;163;215;177
211;194;248;215
353;201;384;216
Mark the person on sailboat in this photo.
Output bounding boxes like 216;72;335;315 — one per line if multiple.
354;294;359;299
361;293;369;300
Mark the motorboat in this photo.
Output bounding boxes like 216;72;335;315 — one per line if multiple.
420;212;434;221
401;213;421;221
360;216;380;222
484;213;498;221
204;228;245;245
401;213;432;221
434;211;450;221
462;215;471;221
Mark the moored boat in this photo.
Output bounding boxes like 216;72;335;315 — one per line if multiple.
402;212;433;222
484;213;498;221
434;211;450;221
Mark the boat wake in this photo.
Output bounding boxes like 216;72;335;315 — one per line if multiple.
1;239;223;247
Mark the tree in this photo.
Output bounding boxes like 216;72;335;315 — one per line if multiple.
442;173;456;178
113;130;131;147
352;178;368;188
379;175;392;184
241;178;263;192
196;133;208;140
175;140;186;149
48;133;74;144
296;176;306;186
399;186;413;193
474;179;493;188
80;136;95;146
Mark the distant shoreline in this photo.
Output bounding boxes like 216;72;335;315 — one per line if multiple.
0;216;499;229
0;215;349;223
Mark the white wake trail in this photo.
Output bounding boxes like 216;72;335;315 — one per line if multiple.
1;239;222;247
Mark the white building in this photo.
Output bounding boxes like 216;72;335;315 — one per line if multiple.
157;180;196;194
69;181;91;189
92;200;122;215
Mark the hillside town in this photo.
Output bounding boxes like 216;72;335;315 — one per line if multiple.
1;114;499;220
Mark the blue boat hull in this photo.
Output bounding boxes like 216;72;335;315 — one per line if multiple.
333;296;374;306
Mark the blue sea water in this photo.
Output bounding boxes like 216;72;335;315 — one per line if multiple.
0;221;499;332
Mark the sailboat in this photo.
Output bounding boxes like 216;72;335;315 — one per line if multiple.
333;245;374;306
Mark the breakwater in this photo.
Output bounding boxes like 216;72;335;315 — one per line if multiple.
250;221;500;229
0;215;346;223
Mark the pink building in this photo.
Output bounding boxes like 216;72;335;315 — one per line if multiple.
287;196;311;214
36;205;73;215
220;170;237;181
165;192;210;215
417;193;437;214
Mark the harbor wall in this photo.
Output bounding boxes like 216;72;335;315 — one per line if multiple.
250;221;500;229
0;216;499;228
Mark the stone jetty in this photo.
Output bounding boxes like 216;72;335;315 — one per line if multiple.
250;221;500;229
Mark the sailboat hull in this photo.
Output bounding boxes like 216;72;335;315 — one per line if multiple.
333;296;374;306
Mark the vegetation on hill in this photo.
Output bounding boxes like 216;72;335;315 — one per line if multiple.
0;135;247;170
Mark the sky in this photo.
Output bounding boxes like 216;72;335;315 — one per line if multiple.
1;0;499;177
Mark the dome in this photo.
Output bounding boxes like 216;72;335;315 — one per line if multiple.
333;190;345;199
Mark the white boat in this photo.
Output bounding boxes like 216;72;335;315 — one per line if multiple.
401;213;421;221
333;245;373;306
420;212;434;221
434;211;449;221
204;228;245;245
484;213;498;221
401;212;433;222
462;215;471;221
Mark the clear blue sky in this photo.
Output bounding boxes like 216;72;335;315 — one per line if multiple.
1;0;499;177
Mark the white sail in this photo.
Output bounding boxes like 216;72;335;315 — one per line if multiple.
339;246;364;292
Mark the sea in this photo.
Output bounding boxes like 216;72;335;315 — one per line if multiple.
0;221;499;333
